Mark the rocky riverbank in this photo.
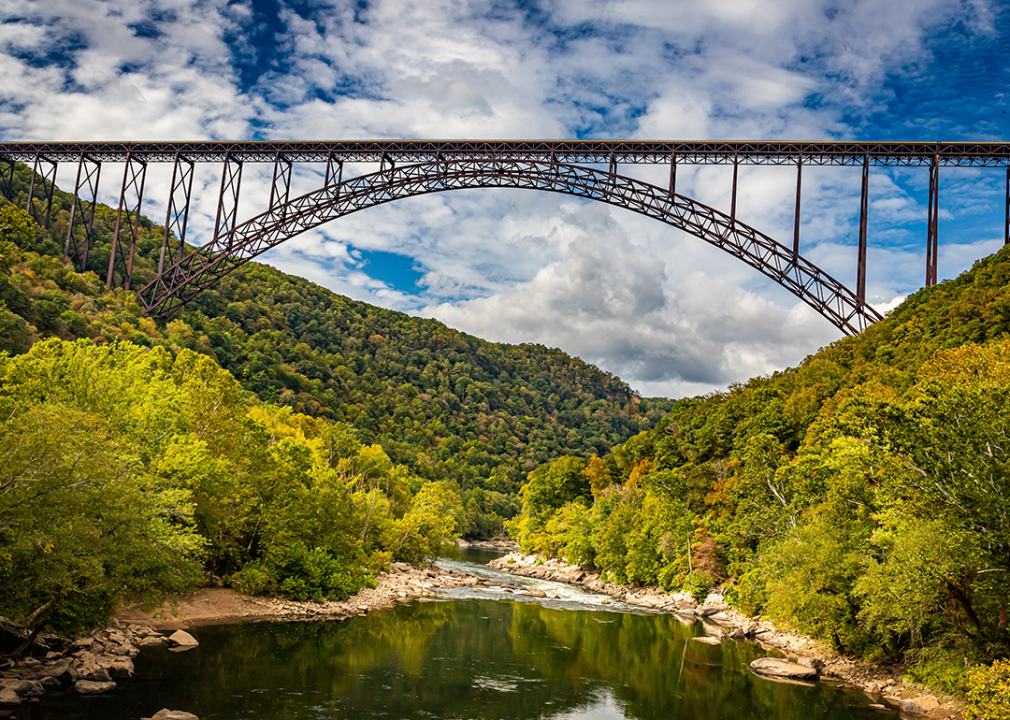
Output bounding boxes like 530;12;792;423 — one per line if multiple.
457;538;518;551
489;552;964;720
0;562;482;716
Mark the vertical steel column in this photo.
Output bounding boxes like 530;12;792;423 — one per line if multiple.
857;154;869;305
107;152;147;289
214;152;243;245
64;152;102;272
792;154;803;259
0;157;15;200
926;155;939;287
730;152;739;221
1004;165;1009;246
26;153;58;228
268;152;292;209
158;152;195;276
669;151;677;195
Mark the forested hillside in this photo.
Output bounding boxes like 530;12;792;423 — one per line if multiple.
0;163;670;539
510;245;1010;694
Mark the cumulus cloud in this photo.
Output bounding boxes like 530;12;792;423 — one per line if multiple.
425;209;840;397
0;0;1006;397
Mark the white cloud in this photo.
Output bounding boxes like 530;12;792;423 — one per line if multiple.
424;212;841;396
0;0;1003;398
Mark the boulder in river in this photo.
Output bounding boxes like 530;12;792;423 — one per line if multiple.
167;630;199;648
74;679;117;694
749;658;819;681
144;710;201;720
0;686;21;708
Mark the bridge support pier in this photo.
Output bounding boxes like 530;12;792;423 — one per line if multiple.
325;152;343;188
857;155;869;304
269;152;292;210
793;155;802;259
214;152;243;245
926;156;939;286
1005;166;1009;247
0;157;14;201
65;152;102;273
159;152;195;277
730;152;738;221
107;152;147;290
26;153;58;229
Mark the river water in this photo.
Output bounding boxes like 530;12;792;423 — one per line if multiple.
24;549;896;720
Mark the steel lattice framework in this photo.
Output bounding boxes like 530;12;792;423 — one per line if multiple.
7;139;1010;165
5;139;1010;335
136;159;880;333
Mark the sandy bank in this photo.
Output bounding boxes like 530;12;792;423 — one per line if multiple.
114;562;475;629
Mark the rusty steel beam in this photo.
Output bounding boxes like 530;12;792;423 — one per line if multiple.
26;153;58;228
65;152;102;272
5;140;1010;167
857;155;869;305
138;157;882;335
158;151;195;277
107;152;147;289
669;152;677;194
1005;166;1009;247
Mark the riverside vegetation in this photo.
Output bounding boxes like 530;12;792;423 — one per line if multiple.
2;163;1010;715
507;243;1010;715
0;167;665;652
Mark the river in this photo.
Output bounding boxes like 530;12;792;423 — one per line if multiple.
22;548;897;719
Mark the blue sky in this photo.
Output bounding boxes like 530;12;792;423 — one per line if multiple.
1;0;1008;396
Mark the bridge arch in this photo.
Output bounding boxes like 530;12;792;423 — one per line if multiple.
138;157;882;334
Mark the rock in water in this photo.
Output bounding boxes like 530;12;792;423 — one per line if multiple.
73;679;117;694
167;630;199;648
144;711;201;720
0;687;21;708
749;658;819;681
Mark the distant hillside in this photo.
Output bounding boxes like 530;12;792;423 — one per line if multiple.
0;162;671;536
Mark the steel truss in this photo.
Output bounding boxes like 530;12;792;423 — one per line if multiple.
159;152;195;277
0;157;14;200
137;158;882;335
65;152;102;272
107;152;147;289
26;153;58;228
6;139;1010;166
8;138;1008;330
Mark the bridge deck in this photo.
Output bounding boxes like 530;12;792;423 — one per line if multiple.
3;139;1010;166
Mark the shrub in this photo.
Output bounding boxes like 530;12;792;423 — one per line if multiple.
965;659;1010;720
904;647;969;697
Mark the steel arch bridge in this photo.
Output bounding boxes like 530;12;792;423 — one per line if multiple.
5;139;1010;335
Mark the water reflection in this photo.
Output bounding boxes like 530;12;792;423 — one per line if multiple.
25;599;894;720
